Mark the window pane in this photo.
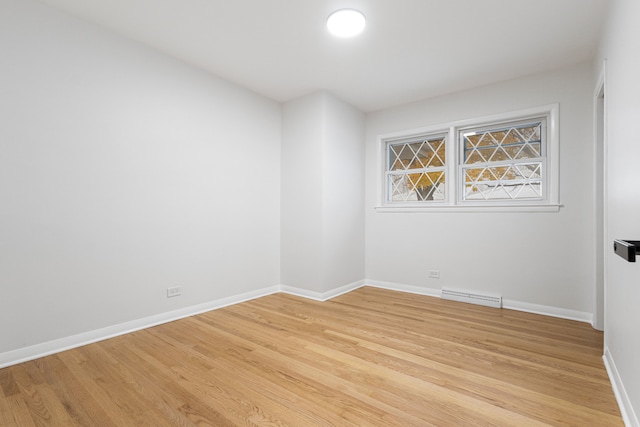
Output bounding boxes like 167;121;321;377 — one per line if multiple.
389;144;408;171
389;137;446;171
463;122;542;165
388;171;445;202
460;119;544;202
463;162;542;200
386;134;447;203
464;182;542;200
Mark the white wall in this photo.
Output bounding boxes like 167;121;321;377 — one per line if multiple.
0;0;281;354
365;63;596;317
281;94;325;291
281;92;365;294
322;94;366;291
598;0;640;424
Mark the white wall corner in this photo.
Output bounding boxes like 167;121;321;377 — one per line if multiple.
0;282;374;369
279;280;366;302
603;347;640;427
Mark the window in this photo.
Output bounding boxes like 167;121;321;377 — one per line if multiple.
386;134;447;203
460;119;545;202
378;104;559;211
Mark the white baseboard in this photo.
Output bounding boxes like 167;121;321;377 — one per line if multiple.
0;285;281;369
280;279;365;301
0;281;367;369
365;280;593;324
0;279;595;369
604;347;639;427
365;280;441;298
502;299;593;324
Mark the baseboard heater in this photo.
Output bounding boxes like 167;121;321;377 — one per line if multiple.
441;288;502;308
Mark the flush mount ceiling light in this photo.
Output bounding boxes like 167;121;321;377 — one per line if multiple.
327;9;366;37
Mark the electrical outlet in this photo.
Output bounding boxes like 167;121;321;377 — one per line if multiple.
428;270;440;279
167;286;182;298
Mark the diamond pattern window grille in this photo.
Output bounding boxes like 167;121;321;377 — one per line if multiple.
460;121;545;201
387;135;446;202
380;109;556;208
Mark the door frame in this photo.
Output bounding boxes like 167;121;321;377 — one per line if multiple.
592;61;607;331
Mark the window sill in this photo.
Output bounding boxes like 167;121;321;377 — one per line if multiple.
374;204;562;213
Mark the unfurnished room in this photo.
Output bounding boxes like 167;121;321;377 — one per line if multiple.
1;0;639;425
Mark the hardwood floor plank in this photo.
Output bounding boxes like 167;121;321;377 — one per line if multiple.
0;287;623;426
121;331;254;426
102;336;232;427
34;384;81;426
60;345;172;426
7;396;37;427
337;292;603;351
0;389;18;427
194;315;431;427
248;293;610;387
22;355;112;426
220;301;581;426
0;368;20;397
199;305;543;426
9;363;55;425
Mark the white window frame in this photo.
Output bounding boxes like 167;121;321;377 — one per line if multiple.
384;131;449;206
376;104;560;213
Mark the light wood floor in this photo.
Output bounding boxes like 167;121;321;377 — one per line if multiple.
0;287;622;426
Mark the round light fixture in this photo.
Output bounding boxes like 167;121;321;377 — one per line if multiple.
326;9;366;38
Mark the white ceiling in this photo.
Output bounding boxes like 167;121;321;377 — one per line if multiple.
39;0;609;112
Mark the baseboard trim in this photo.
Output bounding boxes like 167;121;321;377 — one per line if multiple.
0;279;595;369
365;280;593;324
0;281;367;369
280;280;366;302
0;285;281;369
502;299;593;324
604;347;639;427
365;280;441;298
